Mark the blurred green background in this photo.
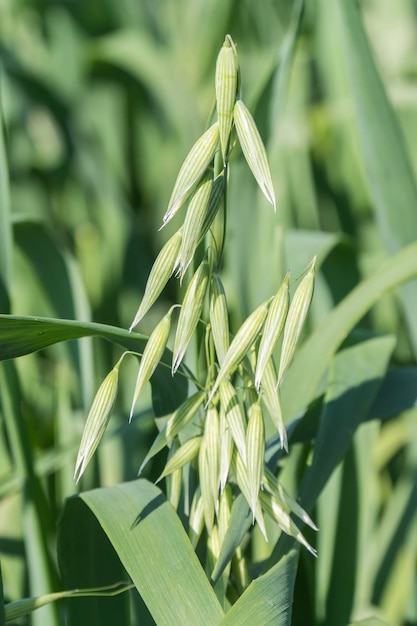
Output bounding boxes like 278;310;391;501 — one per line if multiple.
1;1;417;624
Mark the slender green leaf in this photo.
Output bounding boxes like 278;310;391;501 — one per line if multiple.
349;616;392;626
4;583;133;623
0;314;188;417
0;315;146;362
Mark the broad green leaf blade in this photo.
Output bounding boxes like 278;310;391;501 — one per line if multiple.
0;315;187;417
268;336;395;569
58;495;131;626
334;0;417;355
371;472;417;608
321;447;359;625
0;315;146;362
281;241;417;421
60;480;225;626
368;368;417;421
267;366;417;467
220;549;298;626
299;335;395;511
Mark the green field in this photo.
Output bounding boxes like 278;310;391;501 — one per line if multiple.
1;1;417;625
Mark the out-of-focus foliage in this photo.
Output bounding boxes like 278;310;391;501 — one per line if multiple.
1;1;417;625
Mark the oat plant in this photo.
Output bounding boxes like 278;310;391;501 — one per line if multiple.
75;35;317;586
2;4;417;624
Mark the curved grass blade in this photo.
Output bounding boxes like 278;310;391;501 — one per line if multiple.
0;315;148;362
4;583;133;623
0;314;188;418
